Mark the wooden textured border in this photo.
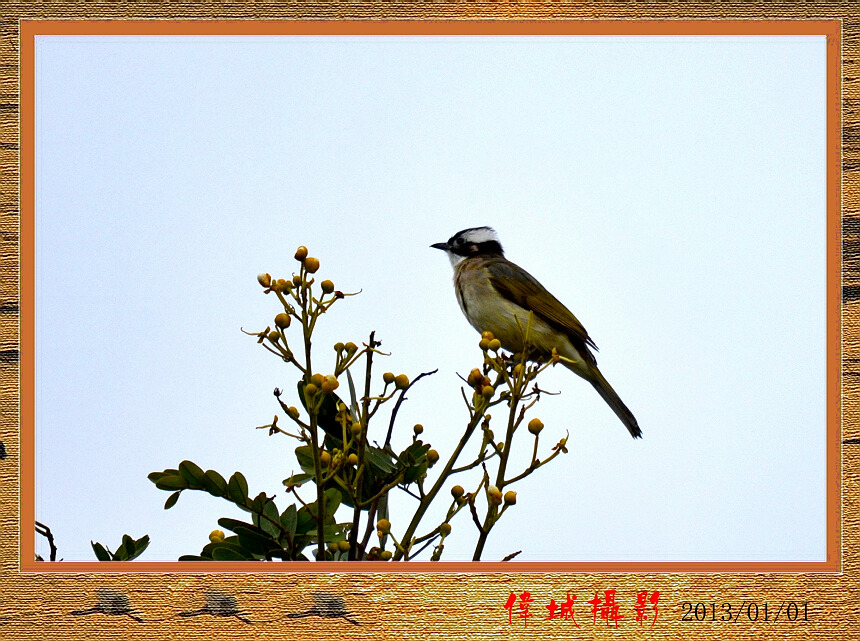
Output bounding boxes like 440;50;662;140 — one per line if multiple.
1;3;857;639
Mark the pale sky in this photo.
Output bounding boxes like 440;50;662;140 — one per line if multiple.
34;33;828;562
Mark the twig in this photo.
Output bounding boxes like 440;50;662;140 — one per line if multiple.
384;369;438;449
35;521;58;561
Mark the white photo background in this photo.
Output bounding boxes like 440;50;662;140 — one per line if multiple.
35;34;827;562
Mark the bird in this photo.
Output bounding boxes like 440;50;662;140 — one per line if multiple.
431;226;641;439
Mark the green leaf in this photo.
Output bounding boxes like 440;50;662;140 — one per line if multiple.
250;491;268;516
154;475;190;491
295;505;316;536
280;504;298;539
259;499;281;539
211;543;255;561
323;488;342;519
365;446;397;475
178;555;210;561
178;460;207;488
294;445;316;476
234;526;280;556
128;535;150;561
217;517;263;535
346;369;360;422
91;541;112;561
282;473;313;488
228;472;249;505
164;491;181;510
201;470;228;497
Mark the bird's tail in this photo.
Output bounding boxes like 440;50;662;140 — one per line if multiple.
586;365;642;439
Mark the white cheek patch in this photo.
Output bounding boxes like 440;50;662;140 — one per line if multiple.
448;252;466;268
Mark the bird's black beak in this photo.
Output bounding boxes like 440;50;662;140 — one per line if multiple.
430;242;449;251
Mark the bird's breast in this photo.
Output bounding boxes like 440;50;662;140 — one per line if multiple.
453;260;587;371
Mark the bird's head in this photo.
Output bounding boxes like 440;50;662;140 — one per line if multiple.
431;226;504;267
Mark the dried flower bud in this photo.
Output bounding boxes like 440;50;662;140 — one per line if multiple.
257;273;272;288
504;490;517;506
376;519;391;534
287;406;300;419
294;246;308;261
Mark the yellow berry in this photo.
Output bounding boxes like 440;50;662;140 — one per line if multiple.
294;246;309;261
413;424;424;435
257;273;272;287
267;330;280;343
382;372;395;385
348;453;358;465
451;485;465;499
376;519;391;534
334;342;345;352
504;490;517;506
439;522;452;537
344;342;358;353
350;422;362;435
513;363;523;377
303;257;320;273
427;449;439;465
481;331;495;340
321;280;335;294
322;375;339;393
287;406;300;419
274;278;290;292
274;313;291;329
479;338;490;350
292;274;303;287
394;374;410;390
311;373;324;387
209;529;225;543
528;418;544;435
320;451;331;467
488;338;502;352
305;383;318;396
337;540;350;552
380;550;393;561
481;385;494;398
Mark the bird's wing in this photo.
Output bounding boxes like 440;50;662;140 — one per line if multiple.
485;257;597;350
